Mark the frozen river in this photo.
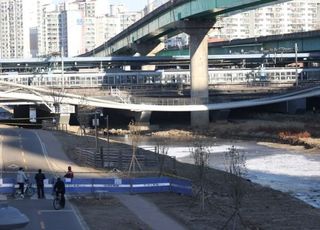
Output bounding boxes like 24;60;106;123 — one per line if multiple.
129;137;320;209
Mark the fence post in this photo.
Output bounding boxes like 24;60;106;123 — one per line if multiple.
118;152;122;170
100;146;104;168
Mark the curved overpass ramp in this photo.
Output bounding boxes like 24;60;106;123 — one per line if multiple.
0;81;318;112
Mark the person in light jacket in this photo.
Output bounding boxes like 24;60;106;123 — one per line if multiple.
16;167;28;195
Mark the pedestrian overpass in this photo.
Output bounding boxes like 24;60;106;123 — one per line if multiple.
0;81;318;124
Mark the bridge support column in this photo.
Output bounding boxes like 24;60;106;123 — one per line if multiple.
189;29;209;127
134;111;152;125
177;20;215;127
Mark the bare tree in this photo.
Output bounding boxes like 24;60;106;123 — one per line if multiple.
222;145;247;230
128;121;142;174
76;108;91;136
190;137;210;212
156;142;169;176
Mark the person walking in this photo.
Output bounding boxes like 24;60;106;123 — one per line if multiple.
34;169;46;199
16;167;28;197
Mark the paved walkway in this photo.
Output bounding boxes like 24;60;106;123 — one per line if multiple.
115;194;186;230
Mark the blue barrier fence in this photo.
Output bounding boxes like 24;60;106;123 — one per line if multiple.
0;177;192;196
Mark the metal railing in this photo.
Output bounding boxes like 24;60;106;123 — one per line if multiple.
128;96;209;105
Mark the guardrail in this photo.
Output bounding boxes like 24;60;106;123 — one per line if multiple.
0;177;192;196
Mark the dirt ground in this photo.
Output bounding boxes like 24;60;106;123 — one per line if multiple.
53;113;320;230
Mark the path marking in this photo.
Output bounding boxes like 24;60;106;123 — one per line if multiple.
0;135;3;177
34;131;60;176
40;221;45;230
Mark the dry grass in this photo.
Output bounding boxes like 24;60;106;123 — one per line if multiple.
54;113;320;229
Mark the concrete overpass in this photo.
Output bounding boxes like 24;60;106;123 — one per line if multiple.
80;0;290;127
159;30;320;56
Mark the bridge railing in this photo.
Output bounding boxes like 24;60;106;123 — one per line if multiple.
128;96;209;105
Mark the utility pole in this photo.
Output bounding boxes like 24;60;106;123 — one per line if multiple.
295;43;298;86
94;112;99;153
106;114;109;143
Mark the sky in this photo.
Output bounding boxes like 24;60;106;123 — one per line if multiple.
53;0;149;11
109;0;148;11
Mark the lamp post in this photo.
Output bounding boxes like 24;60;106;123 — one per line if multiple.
93;110;104;153
106;114;109;143
295;43;298;86
94;112;98;153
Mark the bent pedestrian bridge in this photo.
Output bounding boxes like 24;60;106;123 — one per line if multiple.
0;81;319;112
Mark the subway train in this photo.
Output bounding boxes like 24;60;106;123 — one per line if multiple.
1;67;320;88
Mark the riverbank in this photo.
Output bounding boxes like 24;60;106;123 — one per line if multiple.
53;113;320;229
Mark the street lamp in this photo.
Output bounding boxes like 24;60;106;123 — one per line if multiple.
295;43;298;86
93;110;104;153
106;114;109;144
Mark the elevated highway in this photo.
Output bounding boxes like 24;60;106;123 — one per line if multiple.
83;0;288;57
80;0;290;126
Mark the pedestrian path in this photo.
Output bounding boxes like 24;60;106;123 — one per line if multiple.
115;194;186;230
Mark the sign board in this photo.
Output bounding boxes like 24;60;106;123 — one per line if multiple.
92;119;100;126
60;104;75;114
29;107;36;123
50;104;75;114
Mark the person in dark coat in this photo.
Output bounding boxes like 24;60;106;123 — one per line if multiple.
34;169;46;199
53;177;66;208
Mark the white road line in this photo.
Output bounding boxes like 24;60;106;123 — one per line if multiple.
0;135;3;178
69;202;90;230
40;221;45;230
34;131;59;176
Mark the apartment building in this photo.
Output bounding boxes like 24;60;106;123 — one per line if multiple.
37;0;142;57
0;0;33;58
163;0;320;49
211;0;320;40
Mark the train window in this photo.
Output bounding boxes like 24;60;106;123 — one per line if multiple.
98;76;103;84
115;75;120;84
138;75;144;84
132;75;137;84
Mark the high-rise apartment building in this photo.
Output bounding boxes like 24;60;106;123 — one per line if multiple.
37;0;142;57
163;0;320;49
211;0;320;40
0;0;34;58
37;2;61;57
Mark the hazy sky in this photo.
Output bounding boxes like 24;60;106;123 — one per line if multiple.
109;0;148;11
53;0;149;11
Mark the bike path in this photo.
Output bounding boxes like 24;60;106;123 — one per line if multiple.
115;194;186;230
4;198;88;230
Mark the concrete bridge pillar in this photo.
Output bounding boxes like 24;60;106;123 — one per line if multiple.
176;20;215;127
133;111;152;125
